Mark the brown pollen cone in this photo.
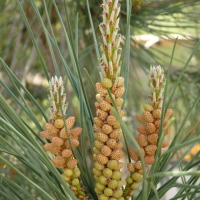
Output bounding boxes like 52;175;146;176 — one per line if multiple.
124;66;173;199
93;79;125;199
40;76;89;200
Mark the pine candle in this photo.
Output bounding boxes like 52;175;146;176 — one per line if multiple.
92;1;126;199
40;76;88;200
124;66;173;199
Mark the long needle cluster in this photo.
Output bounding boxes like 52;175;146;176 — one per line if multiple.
124;66;173;199
40;76;88;200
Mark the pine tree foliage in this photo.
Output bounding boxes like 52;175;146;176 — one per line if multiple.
0;0;200;200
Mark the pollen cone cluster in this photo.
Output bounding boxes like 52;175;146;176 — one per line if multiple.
124;66;173;199
93;78;125;200
40;76;88;200
93;1;126;199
